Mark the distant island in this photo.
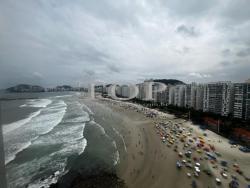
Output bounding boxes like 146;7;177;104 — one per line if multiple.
5;84;86;93
6;84;45;93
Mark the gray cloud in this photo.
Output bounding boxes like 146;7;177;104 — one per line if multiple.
107;64;121;73
220;61;231;66
0;0;250;88
189;72;211;78
221;49;231;57
161;0;217;17
236;48;250;57
220;0;250;24
176;25;199;37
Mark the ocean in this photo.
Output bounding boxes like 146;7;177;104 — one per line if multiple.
0;92;121;188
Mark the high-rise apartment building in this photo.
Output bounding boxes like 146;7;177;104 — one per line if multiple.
233;82;250;120
168;85;175;105
184;83;197;108
174;85;185;107
203;82;233;116
156;85;169;104
195;84;204;111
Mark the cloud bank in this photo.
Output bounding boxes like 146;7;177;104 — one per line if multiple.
0;0;250;88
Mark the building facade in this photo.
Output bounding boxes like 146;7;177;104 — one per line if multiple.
184;83;197;109
233;82;250;120
203;82;234;116
168;85;175;105
246;83;250;120
195;84;204;111
174;85;185;107
156;85;169;104
221;83;234;116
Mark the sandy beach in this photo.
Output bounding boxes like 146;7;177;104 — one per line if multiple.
82;97;250;188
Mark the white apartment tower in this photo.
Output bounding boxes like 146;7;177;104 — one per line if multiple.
221;83;234;116
156;85;169;104
120;85;130;98
184;83;197;108
136;83;145;100
168;85;175;105
195;84;204;110
203;82;234;116
233;82;250;120
246;83;250;120
174;85;185;107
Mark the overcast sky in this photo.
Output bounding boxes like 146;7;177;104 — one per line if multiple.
1;0;250;88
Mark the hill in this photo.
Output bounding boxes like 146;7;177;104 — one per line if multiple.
153;79;185;85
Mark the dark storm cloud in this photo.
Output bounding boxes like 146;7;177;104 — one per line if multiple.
176;25;199;37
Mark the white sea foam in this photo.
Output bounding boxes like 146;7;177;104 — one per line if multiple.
81;103;94;115
20;99;52;108
27;170;68;188
5;135;40;165
5;140;32;165
112;141;120;166
78;138;87;155
3;110;41;134
4;100;67;165
54;137;87;156
114;150;120;166
38;109;66;135
34;122;85;145
64;111;90;123
6;99;91;188
65;116;87;123
29;122;87;188
112;127;127;152
53;94;73;98
48;100;66;108
27;161;69;188
90;120;106;135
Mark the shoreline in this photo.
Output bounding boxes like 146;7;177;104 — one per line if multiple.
99;98;250;188
52;97;250;188
101;98;206;188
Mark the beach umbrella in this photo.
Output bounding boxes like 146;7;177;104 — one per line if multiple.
216;178;221;185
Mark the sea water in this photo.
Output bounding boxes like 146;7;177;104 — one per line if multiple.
1;92;121;188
